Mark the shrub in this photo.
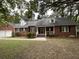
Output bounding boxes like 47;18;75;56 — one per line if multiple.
12;32;15;37
27;32;36;38
15;32;27;37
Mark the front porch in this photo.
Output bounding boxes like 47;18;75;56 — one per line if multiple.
36;27;55;37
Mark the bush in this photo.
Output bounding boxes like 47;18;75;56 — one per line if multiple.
12;32;15;37
27;32;36;38
15;32;27;37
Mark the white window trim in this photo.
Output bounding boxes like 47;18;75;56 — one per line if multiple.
30;27;35;33
61;26;69;32
64;27;66;32
15;28;20;32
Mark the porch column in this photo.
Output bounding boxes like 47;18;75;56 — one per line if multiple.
36;27;38;37
23;28;25;31
53;26;55;35
45;27;46;37
17;28;20;32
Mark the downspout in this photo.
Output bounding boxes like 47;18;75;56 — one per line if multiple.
45;27;46;37
76;26;77;37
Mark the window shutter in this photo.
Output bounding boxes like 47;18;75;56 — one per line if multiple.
60;27;62;32
69;26;70;32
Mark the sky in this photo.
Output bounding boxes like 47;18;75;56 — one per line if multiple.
25;0;31;2
45;9;54;16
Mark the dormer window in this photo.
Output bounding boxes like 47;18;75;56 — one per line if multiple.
20;19;26;26
49;19;55;23
51;19;54;23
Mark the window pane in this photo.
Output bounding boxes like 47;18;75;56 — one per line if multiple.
60;26;70;32
30;27;35;32
60;26;64;32
66;26;69;32
20;28;23;32
46;27;53;31
15;28;19;32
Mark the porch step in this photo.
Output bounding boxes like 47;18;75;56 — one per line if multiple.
37;34;45;37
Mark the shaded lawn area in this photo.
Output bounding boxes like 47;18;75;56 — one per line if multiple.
0;38;79;59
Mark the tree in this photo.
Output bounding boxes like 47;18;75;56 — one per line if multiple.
25;0;38;19
0;0;29;23
1;0;79;23
39;0;79;21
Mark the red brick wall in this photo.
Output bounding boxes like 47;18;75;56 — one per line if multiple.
0;24;14;31
54;26;76;37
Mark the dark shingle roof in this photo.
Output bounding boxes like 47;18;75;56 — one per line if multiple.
54;18;77;26
36;17;77;27
36;18;54;27
11;23;28;28
25;21;37;26
12;17;77;28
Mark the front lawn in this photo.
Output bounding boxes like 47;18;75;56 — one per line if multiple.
0;40;46;59
0;38;79;59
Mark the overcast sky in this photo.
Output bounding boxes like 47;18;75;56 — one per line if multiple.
25;0;31;2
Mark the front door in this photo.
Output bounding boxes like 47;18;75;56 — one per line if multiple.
46;27;53;36
38;27;45;35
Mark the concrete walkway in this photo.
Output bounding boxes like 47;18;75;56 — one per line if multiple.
0;37;47;41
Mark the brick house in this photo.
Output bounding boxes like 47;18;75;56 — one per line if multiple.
12;17;77;37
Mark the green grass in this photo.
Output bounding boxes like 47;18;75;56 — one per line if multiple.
0;38;79;59
0;40;44;59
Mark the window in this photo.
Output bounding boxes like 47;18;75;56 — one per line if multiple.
46;27;53;31
49;19;54;23
30;27;35;33
60;26;70;32
51;19;54;23
20;28;23;32
15;28;17;32
15;28;19;32
50;19;55;23
66;26;70;32
25;28;27;31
